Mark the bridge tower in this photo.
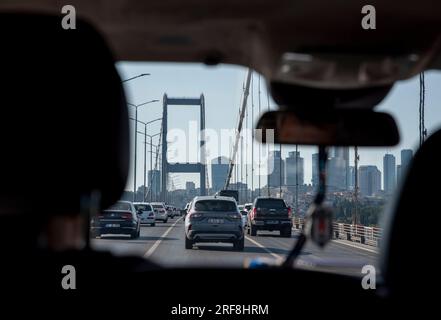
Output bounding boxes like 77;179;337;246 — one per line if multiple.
161;94;206;202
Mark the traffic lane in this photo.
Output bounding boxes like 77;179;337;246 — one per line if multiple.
245;230;378;276
91;217;182;256
147;219;285;267
92;218;378;275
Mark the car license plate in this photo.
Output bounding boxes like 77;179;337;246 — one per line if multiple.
208;218;224;224
266;221;278;224
105;224;120;227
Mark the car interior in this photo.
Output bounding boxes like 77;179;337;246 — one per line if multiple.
0;0;440;314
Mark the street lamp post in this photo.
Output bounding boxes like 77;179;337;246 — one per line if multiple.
128;100;159;201
146;132;161;202
130;116;161;202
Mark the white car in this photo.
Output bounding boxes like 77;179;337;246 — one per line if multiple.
240;210;248;228
166;205;175;218
133;202;155;226
151;202;168;223
238;205;249;228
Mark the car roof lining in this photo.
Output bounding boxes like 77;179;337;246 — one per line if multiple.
1;0;441;90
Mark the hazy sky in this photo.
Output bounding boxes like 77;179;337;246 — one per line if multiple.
117;62;441;191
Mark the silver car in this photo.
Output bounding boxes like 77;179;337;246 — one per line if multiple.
151;202;168;223
184;196;245;251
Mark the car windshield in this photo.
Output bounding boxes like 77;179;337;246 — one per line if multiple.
135;204;152;211
194;200;237;212
256;199;286;209
108;202;131;211
88;62;441;275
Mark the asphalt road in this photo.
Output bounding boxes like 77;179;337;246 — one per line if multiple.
92;216;378;276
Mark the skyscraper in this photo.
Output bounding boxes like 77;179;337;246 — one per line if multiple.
285;151;304;188
359;165;381;196
148;169;161;199
348;166;355;190
268;150;285;188
185;181;195;191
312;153;319;188
328;156;346;191
401;149;413;175
211;156;230;192
397;165;402;184
327;147;349;191
383;153;396;194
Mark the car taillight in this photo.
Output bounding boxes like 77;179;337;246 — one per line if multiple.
287;207;292;218
149;212;154;217
122;213;132;219
230;213;240;219
252;207;257;219
189;212;202;219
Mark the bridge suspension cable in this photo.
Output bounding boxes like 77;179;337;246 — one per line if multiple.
224;69;252;190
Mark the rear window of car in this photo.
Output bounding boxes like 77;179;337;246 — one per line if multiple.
255;199;286;209
108;202;131;211
194;200;237;212
135;204;152;211
244;205;252;211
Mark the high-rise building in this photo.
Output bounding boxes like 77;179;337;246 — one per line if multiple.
397;165;402;184
148;169;161;198
342;147;350;189
383;153;396;194
285;151;304;188
327;147;349;191
312;153;319;187
268;150;285;188
348;166;355;190
211;156;230;192
359;165;381;196
401;149;413;176
328;156;346;191
185;181;195;191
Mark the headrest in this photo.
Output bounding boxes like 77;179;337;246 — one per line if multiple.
380;129;441;296
0;13;129;216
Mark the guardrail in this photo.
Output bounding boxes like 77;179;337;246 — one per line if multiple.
293;217;382;247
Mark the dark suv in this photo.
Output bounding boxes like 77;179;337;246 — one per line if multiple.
247;197;292;237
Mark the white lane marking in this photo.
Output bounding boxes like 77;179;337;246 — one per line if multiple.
143;217;182;258
332;239;378;254
245;236;283;260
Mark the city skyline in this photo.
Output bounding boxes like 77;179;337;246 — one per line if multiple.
167;148;413;197
118;62;440;191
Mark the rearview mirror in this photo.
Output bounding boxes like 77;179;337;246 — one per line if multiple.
256;109;399;146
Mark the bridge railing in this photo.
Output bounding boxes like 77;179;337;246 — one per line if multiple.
293;217;382;247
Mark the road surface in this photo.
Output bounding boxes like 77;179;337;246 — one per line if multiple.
92;216;378;276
